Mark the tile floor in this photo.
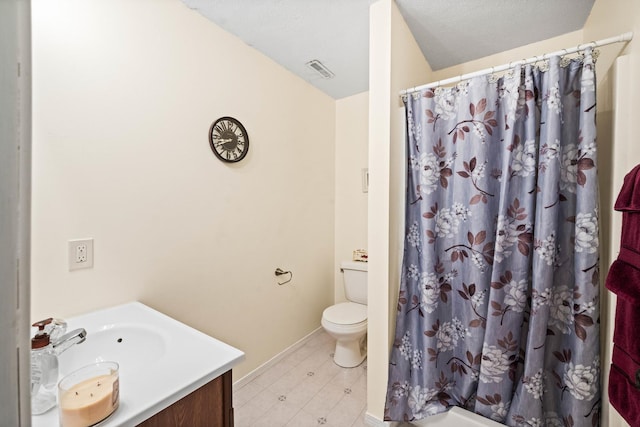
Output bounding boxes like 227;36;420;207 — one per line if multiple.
233;331;369;427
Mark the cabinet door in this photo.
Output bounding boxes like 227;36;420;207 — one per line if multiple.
138;370;233;427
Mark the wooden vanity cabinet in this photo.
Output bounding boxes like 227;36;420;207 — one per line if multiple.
137;370;234;427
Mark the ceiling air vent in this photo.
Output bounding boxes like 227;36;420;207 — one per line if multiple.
306;59;335;79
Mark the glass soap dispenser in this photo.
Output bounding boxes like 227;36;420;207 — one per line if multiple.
31;318;59;415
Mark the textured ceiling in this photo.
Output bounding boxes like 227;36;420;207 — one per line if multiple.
396;0;596;70
182;0;595;99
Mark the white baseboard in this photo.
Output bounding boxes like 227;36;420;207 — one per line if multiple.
233;327;324;390
365;411;400;427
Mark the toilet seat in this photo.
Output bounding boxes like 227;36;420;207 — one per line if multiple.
322;302;367;325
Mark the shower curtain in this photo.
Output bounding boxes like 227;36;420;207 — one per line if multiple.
385;49;600;426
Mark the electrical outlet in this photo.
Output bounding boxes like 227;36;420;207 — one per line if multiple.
68;239;94;271
76;244;87;262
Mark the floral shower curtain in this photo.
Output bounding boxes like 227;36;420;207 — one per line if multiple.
385;49;600;426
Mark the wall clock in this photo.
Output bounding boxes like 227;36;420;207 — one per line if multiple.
208;116;249;163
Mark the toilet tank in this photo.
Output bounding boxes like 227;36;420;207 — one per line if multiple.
341;261;368;304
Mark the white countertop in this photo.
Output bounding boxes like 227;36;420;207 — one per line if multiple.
32;301;244;427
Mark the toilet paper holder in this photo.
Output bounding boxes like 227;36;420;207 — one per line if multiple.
274;268;293;286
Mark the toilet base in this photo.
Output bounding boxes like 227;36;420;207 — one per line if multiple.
333;335;367;368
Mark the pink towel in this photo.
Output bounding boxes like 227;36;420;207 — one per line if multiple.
606;163;640;426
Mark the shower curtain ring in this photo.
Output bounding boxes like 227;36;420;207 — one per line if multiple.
577;41;594;51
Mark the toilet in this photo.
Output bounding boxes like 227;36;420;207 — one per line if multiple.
321;261;368;368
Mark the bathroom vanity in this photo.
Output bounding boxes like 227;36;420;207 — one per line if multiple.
137;370;233;427
32;302;244;427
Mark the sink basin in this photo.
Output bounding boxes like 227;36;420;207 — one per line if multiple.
59;323;168;376
32;302;244;427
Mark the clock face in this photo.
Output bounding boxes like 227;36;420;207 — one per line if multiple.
209;117;249;163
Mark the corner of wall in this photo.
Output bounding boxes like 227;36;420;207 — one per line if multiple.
582;2;639;424
367;0;431;421
334;91;370;304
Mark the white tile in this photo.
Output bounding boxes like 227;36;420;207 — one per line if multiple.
316;358;343;379
289;360;317;378
234;330;370;427
233;379;266;408
284;347;314;366
350;408;369;427
325;406;361;427
233;399;269;427
251;398;301;427
307;331;334;347
328;365;365;389
326;390;366;426
267;368;305;396
319;360;341;375
349;374;367;404
298;348;334;372
303;382;346;419
285;376;325;407
307;375;338;398
349;389;367;408
285;408;322;427
286;409;339;427
252;359;297;389
248;388;280;414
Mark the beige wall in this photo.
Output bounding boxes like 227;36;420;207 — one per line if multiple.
334;92;369;302
31;0;336;380
367;0;433;420
431;31;583;81
582;1;640;425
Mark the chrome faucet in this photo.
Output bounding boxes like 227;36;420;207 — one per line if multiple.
52;328;87;355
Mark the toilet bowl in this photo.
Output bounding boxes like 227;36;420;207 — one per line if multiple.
322;261;368;368
322;302;367;367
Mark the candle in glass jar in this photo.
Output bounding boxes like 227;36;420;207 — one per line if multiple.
59;374;119;427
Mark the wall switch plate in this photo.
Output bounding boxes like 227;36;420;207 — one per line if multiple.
68;239;94;271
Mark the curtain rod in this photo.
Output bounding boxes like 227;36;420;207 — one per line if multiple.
400;31;633;96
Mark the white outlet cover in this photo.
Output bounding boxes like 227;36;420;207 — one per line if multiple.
68;238;94;271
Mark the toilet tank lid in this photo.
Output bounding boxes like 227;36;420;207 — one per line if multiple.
341;261;368;272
